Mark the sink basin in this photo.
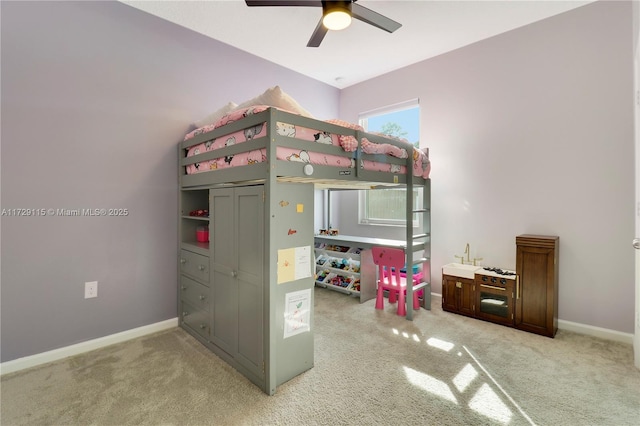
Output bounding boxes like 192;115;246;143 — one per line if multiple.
442;263;482;279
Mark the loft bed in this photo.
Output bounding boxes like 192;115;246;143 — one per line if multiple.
178;105;431;395
179;105;431;310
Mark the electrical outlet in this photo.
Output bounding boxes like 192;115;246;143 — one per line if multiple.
85;281;98;299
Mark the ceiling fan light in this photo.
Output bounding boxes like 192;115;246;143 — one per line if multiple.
322;9;351;31
323;11;351;30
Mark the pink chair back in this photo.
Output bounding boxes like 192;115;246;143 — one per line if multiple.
372;246;421;316
372;246;406;290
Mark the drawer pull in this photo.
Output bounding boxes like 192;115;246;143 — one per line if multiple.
480;284;505;291
456;281;462;288
199;295;206;300
198;264;206;271
199;324;207;329
181;286;187;291
180;258;186;264
182;311;189;317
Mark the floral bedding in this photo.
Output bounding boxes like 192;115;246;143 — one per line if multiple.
183;106;430;179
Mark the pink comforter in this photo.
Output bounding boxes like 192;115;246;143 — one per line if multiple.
183;106;430;178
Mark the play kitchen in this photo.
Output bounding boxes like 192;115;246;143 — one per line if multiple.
475;268;517;327
442;235;559;337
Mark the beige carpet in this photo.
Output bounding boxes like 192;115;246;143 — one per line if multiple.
2;288;639;425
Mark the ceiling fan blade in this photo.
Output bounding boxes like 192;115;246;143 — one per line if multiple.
245;0;322;6
351;3;401;33
307;18;328;47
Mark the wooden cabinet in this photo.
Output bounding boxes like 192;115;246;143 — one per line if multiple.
515;235;559;337
442;275;475;317
441;234;557;337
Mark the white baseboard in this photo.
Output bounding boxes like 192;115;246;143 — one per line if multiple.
0;318;178;376
557;319;634;344
431;292;633;344
1;311;634;376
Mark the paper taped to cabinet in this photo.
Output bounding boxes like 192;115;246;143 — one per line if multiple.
277;246;312;284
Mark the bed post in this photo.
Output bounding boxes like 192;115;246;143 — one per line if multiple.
405;154;415;320
265;107;277;394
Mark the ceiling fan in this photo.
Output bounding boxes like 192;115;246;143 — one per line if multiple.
245;1;402;47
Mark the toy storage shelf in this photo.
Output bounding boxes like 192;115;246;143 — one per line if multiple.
314;246;362;296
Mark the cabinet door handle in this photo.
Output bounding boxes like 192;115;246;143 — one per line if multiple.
232;271;238;278
456;281;462;288
480;284;505;291
516;275;520;299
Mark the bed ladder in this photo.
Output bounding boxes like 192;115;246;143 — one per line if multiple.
404;173;431;321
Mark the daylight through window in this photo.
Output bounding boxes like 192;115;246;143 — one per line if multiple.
358;100;420;227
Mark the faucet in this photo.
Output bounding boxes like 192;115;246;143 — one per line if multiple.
456;243;483;266
454;243;471;264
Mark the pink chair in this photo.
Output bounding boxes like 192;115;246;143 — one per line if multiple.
372;246;420;316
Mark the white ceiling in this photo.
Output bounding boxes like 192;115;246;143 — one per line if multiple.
121;0;593;89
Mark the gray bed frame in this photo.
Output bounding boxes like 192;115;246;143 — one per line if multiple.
178;107;430;395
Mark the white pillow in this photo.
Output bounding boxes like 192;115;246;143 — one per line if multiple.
234;86;315;119
194;101;238;128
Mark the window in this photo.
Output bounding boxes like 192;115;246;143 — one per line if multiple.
358;100;420;227
359;187;422;226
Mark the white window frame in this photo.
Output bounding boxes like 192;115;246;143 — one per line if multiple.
358;187;423;228
357;99;421;228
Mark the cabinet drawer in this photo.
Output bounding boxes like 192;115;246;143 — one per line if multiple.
181;301;210;339
180;275;209;309
180;249;209;282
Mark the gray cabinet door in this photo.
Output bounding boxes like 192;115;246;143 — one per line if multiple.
210;186;264;378
210;188;236;356
235;186;264;376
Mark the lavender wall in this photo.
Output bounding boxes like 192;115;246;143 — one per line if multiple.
0;1;338;363
338;1;634;333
